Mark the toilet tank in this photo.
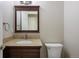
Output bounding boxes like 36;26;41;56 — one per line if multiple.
45;43;63;58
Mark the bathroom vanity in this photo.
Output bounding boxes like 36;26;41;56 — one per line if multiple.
3;5;41;58
3;39;42;58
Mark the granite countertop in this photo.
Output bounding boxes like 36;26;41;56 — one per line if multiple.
3;39;42;47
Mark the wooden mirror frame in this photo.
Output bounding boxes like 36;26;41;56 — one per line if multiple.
15;6;40;33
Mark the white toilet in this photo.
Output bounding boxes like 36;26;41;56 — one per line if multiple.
45;43;63;58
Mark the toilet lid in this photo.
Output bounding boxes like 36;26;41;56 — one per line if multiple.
45;43;63;47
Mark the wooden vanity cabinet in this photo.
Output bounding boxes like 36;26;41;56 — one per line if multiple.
3;46;41;58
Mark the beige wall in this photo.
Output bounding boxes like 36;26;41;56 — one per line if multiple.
2;1;64;57
38;1;64;43
64;1;79;58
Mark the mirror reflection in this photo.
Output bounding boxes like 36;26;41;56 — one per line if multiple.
16;11;38;31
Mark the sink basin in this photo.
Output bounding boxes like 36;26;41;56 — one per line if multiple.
16;40;32;45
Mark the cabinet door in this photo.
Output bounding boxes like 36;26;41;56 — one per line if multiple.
3;46;41;58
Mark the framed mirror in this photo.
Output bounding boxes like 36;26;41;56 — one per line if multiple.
15;6;39;32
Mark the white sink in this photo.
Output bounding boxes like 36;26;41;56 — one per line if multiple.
16;40;32;45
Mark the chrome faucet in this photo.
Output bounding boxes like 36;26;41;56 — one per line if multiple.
24;34;26;39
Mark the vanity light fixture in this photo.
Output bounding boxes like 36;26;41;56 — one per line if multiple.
20;1;32;5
